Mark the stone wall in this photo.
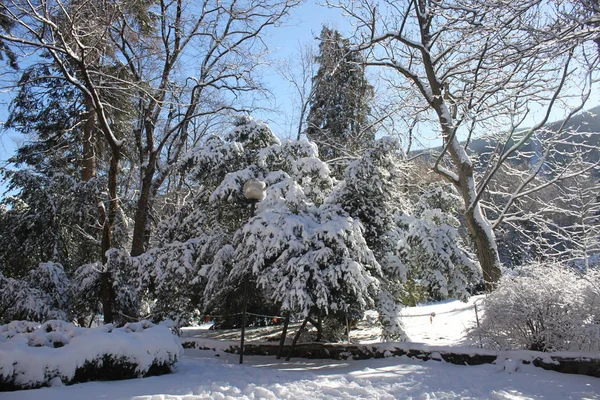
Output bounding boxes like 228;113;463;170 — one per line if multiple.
182;339;600;378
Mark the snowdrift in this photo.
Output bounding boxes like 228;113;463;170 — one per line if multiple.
0;320;183;391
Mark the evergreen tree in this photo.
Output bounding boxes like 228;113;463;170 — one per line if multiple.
306;27;374;163
329;138;480;338
0;171;110;278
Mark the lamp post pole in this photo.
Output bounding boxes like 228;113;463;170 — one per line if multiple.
239;200;255;365
239;179;265;365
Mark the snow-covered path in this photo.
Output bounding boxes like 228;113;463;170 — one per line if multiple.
4;348;599;399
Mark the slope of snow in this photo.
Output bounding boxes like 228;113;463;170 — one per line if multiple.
3;349;599;399
182;295;484;346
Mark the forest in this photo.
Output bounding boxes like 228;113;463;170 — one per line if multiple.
0;0;599;375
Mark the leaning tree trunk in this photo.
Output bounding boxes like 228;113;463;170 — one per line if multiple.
464;203;502;289
417;13;502;289
438;109;502;290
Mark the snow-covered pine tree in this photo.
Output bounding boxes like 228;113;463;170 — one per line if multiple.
328;138;480;339
327;137;409;340
199;117;347;330
395;183;481;301
306;27;374;164
0;170;115;278
133;116;327;327
138;115;389;338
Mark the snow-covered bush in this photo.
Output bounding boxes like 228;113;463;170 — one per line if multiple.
473;262;600;352
0;320;182;391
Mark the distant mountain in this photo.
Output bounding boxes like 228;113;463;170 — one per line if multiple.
417;106;600;173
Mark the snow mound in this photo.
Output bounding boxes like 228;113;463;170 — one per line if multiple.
0;320;183;391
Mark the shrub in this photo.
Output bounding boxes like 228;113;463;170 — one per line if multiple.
0;320;182;391
472;262;600;352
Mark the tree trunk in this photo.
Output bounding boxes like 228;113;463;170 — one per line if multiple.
82;97;97;182
100;152;120;324
277;312;291;359
464;206;502;290
447;136;502;290
131;162;155;257
286;314;310;362
413;6;502;290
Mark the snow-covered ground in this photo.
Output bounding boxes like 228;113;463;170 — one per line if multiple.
4;297;600;399
4;349;599;399
180;295;484;346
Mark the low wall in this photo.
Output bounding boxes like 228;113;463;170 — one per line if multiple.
182;338;600;378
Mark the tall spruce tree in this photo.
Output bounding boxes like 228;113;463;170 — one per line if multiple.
306;27;374;162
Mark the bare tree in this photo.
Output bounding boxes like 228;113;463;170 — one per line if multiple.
331;0;599;288
0;0;300;322
110;0;300;257
277;42;317;140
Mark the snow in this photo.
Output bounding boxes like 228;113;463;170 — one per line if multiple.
3;298;600;399
3;349;599;400
0;320;183;389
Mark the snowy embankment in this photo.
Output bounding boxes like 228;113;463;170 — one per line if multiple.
0;320;183;391
3;349;600;399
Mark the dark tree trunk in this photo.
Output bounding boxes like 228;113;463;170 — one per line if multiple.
99;152;120;324
286;314;310;361
131;161;155;257
277;313;291;359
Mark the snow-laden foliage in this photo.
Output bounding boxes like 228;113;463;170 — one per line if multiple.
0;263;71;324
394;183;480;301
231;199;380;318
69;263;103;323
27;262;70;315
0;272;57;324
132;116;399;335
473;263;600;352
0;172;111;278
149;116;341;327
327;137;479;338
326;136;410;339
0;320;182;390
328;136;408;257
0;259;140;326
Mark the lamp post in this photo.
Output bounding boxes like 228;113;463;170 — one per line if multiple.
239;178;266;364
